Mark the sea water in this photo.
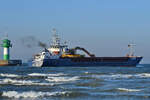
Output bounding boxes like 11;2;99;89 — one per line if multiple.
0;65;150;100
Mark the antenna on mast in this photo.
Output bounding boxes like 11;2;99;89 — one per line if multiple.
128;44;136;57
51;28;61;46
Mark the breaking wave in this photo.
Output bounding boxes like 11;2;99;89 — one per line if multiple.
0;78;55;86
2;91;88;98
0;73;20;78
28;73;66;77
93;73;150;80
117;88;141;92
46;76;79;82
2;91;68;98
136;73;150;78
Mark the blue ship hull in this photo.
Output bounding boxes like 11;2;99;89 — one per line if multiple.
41;57;143;67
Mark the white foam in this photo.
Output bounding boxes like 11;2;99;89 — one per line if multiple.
94;74;132;80
28;73;66;77
136;73;150;78
46;76;79;82
2;91;69;98
93;73;150;80
109;74;132;79
117;88;141;92
0;78;55;86
84;72;90;74
0;73;19;78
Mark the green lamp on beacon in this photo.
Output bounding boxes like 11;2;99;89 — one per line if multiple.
2;39;12;60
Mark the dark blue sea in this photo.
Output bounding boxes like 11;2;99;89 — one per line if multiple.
0;64;150;100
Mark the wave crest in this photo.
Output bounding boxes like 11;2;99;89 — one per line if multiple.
93;73;150;80
2;91;68;98
117;88;141;92
46;76;79;82
0;73;19;78
0;78;55;86
28;73;66;77
2;91;88;98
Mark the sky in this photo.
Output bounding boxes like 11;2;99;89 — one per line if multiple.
0;0;150;63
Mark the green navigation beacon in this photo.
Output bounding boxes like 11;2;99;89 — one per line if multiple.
2;38;12;60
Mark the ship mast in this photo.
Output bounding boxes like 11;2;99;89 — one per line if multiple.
50;28;68;48
51;28;61;47
128;44;136;57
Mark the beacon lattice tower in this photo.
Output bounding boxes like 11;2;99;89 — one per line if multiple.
2;38;12;60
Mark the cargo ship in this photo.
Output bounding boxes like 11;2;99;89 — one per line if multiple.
31;29;142;67
0;37;22;66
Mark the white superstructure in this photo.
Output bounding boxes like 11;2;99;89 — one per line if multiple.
31;29;68;67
